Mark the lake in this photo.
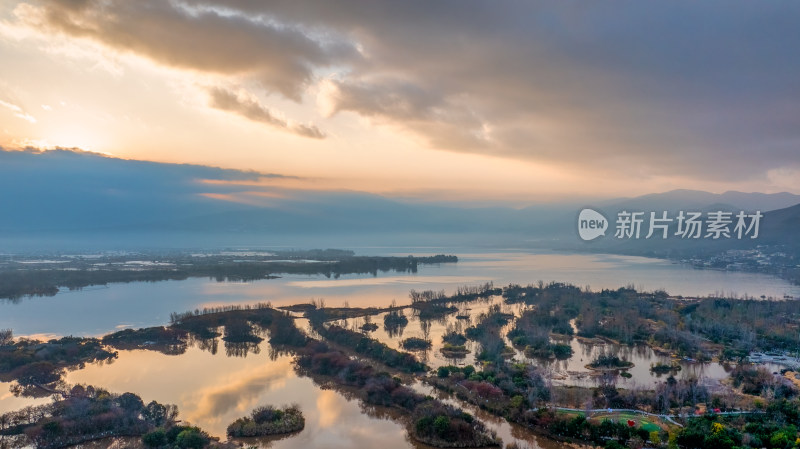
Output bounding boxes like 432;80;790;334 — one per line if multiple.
2;249;798;338
1;249;798;448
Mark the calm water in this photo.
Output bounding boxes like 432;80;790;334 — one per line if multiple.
62;343;416;449
344;297;762;390
2;249;798;337
3;338;564;449
2;249;799;448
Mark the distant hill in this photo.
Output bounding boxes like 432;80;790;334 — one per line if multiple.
0;147;265;233
759;202;800;248
0;148;796;252
600;189;800;213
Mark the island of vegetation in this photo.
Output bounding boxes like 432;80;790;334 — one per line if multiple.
0;386;223;449
4;280;800;449
586;352;635;371
401;337;432;351
2;302;500;448
178;303;500;447
409;283;500;320
441;343;470;358
383;303;409;337
0;250;458;301
442;329;467;346
226;404;304;437
0;331;117;396
359;321;379;332
507;308;573;360
441;329;470;357
650;361;682;375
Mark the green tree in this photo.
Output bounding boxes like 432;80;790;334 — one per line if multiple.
667;429;679;449
433;416;450;439
142;428;167;447
769;431;789;449
176;428;206;449
650;430;661;446
118;392;144;412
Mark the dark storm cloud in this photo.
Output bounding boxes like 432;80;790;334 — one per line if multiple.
17;0;800;181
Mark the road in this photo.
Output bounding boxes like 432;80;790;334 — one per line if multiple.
543;406;765;428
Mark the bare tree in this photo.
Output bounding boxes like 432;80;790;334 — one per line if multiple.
0;329;12;346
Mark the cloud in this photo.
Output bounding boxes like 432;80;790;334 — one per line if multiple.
7;0;800;183
766;168;800;193
189;0;800;181
10;0;337;136
0;99;36;123
0;146;294;231
1;145;284;181
324;78;488;149
208;86;325;139
184;358;292;425
13;0;359;101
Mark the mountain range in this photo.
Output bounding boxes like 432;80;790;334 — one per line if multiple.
0;148;797;252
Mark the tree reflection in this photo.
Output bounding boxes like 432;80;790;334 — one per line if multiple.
230;431;303;448
420;320;432;341
225;341;261;358
189;336;219;355
9;379;67;398
268;345;293;362
384;308;408;339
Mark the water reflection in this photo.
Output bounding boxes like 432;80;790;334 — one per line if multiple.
57;342;418;449
0;327;580;448
3;250;799;337
190;336;219;355
232;432;303;448
224;341;261;358
0;384;49;412
361;295;741;390
411;381;565;449
3;250;797;448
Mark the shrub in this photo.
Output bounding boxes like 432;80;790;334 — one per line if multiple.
442;332;467;346
401;337;432;351
433;415;450;438
142;428;167;447
176;428;207;449
227;404;305;437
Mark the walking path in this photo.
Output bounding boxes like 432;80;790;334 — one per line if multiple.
542;406;765;428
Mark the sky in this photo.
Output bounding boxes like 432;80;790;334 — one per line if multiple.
1;1;799;204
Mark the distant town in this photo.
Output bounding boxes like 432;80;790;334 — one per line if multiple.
680;245;800;293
